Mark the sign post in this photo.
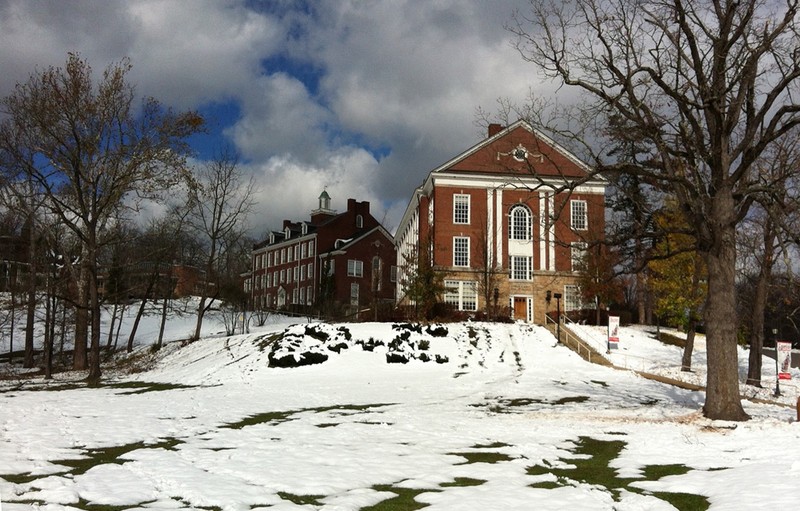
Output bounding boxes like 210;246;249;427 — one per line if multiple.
776;341;792;397
607;316;620;352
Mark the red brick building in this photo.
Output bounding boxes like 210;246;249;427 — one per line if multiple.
394;120;607;324
245;193;397;317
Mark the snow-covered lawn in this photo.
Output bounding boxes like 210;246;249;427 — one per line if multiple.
1;316;799;510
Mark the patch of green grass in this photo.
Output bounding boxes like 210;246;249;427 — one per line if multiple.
0;382;85;393
472;441;511;449
278;491;326;506
552;396;589;405
221;403;396;430
480;396;590;413
0;472;43;484
0;380;202;395
73;498;158;511
362;484;439;511
448;451;514;465
526;436;711;510
53;438;183;476
651;491;710;510
105;381;199;394
440;477;486;488
641;463;691;480
221;410;295;429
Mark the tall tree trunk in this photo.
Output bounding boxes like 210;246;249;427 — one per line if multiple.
73;259;89;371
681;257;704;372
703;197;748;421
114;302;125;350
682;318;697;372
747;219;774;387
107;302;118;349
43;271;53;379
156;266;174;350
193;295;207;341
24;223;36;368
87;244;102;383
128;267;160;352
9;272;16;365
635;241;647;324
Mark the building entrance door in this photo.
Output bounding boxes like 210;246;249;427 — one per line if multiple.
514;297;528;322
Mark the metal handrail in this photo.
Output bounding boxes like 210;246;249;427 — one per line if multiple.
544;313;611;366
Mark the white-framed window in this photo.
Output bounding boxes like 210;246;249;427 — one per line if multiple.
571;242;588;272
281;248;286;264
326;259;335;276
347;259;363;277
509;205;532;241
350;282;360;306
268;252;272;267
300;264;306;281
390;265;398;282
510;256;531;280
444;280;478;311
292;287;298;303
564;285;582;311
356;214;364;228
309;240;315;256
294;245;299;261
301;243;307;259
453;236;470;267
571;200;588;231
280;269;285;284
307;285;313;304
453;194;470;224
307;262;313;279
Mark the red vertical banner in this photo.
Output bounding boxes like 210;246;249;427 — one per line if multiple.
608;316;620;350
777;341;792;380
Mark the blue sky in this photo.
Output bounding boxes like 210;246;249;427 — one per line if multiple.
0;0;548;235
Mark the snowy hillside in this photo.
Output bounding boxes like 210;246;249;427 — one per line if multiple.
1;318;800;510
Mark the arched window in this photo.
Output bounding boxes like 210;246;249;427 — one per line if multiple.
356;214;364;228
509;205;531;241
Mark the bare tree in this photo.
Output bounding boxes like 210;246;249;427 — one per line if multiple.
0;53;203;381
509;0;800;421
474;217;502;318
187;150;255;341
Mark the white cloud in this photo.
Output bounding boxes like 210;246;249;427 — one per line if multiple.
245;147;383;237
0;0;547;236
228;73;332;163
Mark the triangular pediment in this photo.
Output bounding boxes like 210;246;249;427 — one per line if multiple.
432;120;591;179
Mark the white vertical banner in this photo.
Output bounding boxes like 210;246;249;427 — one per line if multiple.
777;341;792;380
608;316;620;350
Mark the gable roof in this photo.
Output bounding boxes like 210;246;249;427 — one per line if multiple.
318;225;394;257
431;119;593;179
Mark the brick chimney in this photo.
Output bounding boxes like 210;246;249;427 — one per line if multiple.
488;123;504;137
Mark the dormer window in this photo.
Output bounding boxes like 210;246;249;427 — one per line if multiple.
285;227;291;239
269;233;275;244
356;214;363;228
301;223;308;235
